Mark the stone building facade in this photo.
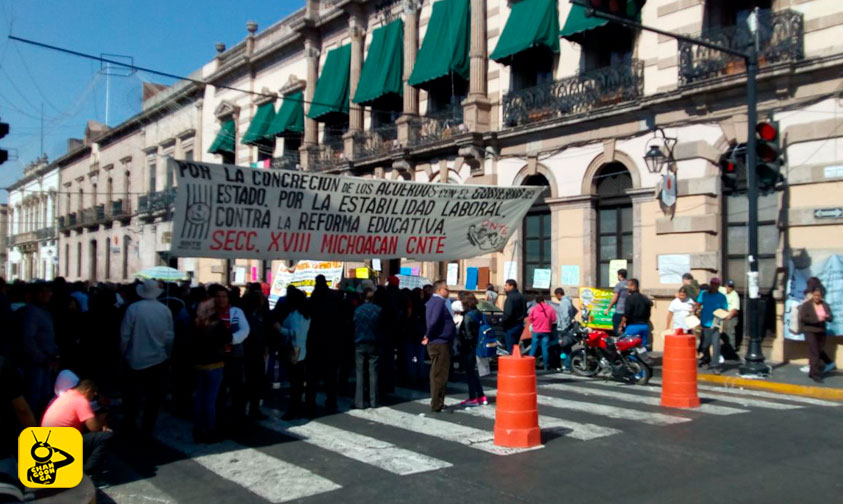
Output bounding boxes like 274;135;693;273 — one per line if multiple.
5;156;59;281
6;0;840;366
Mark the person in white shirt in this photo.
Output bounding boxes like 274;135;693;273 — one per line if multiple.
666;288;695;332
120;279;174;436
718;279;741;357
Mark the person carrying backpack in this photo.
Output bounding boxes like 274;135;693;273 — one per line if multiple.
458;294;487;406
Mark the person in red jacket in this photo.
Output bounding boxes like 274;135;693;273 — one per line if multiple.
528;295;557;371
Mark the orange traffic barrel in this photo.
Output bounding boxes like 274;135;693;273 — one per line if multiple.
494;345;541;448
660;329;701;408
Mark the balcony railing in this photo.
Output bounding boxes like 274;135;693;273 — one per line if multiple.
35;227;55;241
408;107;467;148
353;124;401;161
108;199;129;219
139;188;177;216
678;9;804;86
81;207;98;227
9;231;36;247
270;154;301;170
502;60;645;128
310;139;346;172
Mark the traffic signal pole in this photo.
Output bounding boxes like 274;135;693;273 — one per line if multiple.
572;1;769;376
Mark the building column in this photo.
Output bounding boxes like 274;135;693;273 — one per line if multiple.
344;10;366;156
300;32;321;169
462;0;491;132
397;0;420;146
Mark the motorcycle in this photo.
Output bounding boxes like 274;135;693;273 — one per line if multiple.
568;308;652;385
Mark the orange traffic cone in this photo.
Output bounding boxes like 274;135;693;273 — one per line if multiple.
660;328;701;408
494;345;541;448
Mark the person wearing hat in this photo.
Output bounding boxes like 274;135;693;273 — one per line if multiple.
718;280;741;360
695;278;729;373
120;279;175;436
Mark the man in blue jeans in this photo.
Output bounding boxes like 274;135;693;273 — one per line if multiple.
620;279;653;350
605;269;629;335
696;278;729;374
501;280;527;353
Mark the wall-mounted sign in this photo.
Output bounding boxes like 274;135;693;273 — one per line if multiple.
814;208;842;219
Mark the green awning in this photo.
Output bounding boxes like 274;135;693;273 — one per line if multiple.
353;19;404;105
265;90;304;138
408;0;470;89
308;44;351;121
208;119;235;154
560;1;644;42
241;102;276;145
489;0;560;64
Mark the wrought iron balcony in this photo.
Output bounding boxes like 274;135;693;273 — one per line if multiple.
109;199;129;219
270;154;301;170
10;231;36;247
67;212;78;228
95;204;106;222
678;9;804;86
502;60;645;128
81;207;98;227
408;107;467;148
310;139;346;172
139;188;177;217
138;195;150;214
35;227;54;241
353;124;401;161
57;216;66;230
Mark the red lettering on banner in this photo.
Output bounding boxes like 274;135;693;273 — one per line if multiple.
405;236;446;256
208;230;257;251
268;232;281;252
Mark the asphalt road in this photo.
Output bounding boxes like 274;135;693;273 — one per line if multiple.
97;374;843;504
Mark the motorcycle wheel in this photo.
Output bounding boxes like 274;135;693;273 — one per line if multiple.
570;349;599;377
626;357;652;385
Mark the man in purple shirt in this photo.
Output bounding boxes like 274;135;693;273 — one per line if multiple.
424;280;456;412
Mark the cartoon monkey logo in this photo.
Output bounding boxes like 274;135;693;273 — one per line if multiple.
467;224;507;251
26;430;75;485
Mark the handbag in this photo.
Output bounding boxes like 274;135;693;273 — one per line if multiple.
521;323;532;341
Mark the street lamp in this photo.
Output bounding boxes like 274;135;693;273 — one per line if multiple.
643;144;666;174
643;129;677;174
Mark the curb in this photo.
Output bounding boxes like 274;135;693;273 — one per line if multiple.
697;373;843;401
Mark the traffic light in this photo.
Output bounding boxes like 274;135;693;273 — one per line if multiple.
720;145;746;191
0;119;8;165
585;0;645;18
755;120;783;193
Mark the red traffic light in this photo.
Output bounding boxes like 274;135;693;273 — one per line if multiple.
757;143;778;163
725;161;736;173
756;122;777;142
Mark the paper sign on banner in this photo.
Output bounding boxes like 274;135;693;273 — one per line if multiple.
579;287;615;331
657;254;690;284
168;159;543;261
268;261;344;309
234;266;246;285
446;263;459;286
355;268;369;279
608;259;628;284
411;266;420;276
400;266;412;275
532;268;552;289
560;265;580;285
465;267;479;290
372;259;382;271
504;261;518;281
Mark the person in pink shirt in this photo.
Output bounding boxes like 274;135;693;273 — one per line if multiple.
798;287;835;383
41;379;112;476
527;295;558;371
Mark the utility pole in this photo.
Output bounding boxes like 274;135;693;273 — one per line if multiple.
574;0;768;377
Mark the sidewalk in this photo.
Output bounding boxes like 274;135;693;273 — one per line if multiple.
648;352;843;401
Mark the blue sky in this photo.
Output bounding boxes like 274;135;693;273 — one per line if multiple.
0;0;302;202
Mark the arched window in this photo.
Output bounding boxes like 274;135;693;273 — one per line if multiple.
521;174;551;290
594;163;633;287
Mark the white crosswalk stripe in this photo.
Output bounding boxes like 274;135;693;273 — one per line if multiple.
479;388;692;426
258;413;453;475
537;381;749;415
649;379;842;407
405;394;621;441
346;405;542;455
155;414;342;503
573;378;804;410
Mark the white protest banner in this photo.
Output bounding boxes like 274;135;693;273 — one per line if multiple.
268;260;344;309
657;254;691;284
168;159;543;261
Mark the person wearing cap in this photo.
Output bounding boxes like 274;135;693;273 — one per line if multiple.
120;279;175;436
718;280;741;360
695;278;729;373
